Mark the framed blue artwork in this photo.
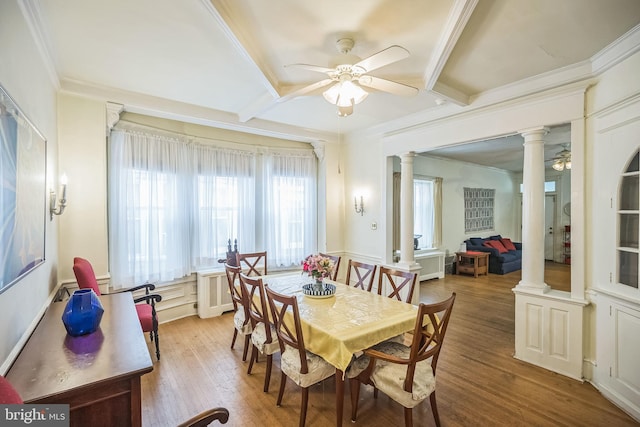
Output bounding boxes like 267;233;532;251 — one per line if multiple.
0;84;47;294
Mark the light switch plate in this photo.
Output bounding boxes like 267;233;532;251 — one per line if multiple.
371;222;377;230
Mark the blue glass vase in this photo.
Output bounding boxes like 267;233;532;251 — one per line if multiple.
61;289;104;337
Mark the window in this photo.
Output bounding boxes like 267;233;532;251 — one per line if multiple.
108;128;316;288
618;150;640;289
414;178;435;249
519;181;556;193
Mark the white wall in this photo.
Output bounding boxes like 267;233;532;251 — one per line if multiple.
58;94;109;283
0;0;60;373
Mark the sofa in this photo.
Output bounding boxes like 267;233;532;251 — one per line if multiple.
462;235;522;275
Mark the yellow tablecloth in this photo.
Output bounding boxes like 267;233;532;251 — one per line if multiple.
260;273;418;373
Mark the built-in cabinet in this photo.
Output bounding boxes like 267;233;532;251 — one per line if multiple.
592;95;640;421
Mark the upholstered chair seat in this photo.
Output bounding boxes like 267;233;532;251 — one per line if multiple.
280;344;336;388
348;341;435;408
251;322;280;355
233;307;253;335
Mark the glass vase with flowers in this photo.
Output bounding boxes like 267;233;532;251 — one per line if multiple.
302;254;335;291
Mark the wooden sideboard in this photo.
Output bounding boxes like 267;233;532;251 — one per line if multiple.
6;292;153;427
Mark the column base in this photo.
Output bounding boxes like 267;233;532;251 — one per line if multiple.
514;281;551;294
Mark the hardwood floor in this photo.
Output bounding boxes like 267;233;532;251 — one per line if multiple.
141;263;638;426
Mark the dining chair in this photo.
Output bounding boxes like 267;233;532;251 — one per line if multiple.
377;266;418;304
345;260;377;292
225;263;252;361
265;286;336;427
348;293;456;427
177;407;229;427
0;375;23;404
236;251;268;276
239;273;280;392
319;252;341;281
73;257;163;360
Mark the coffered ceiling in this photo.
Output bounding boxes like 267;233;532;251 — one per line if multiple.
22;0;640;169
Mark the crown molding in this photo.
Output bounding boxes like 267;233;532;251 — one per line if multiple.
18;0;60;90
591;22;640;75
60;78;337;145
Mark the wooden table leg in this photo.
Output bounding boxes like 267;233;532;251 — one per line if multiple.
336;369;344;427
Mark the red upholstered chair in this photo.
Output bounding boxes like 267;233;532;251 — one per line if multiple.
72;257;162;360
0;376;23;404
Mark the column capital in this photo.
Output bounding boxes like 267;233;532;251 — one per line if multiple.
399;151;417;162
519;126;549;140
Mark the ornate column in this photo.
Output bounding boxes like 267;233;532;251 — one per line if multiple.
516;127;550;293
399;152;417;266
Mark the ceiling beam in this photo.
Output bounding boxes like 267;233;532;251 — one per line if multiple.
201;0;280;100
422;0;478;105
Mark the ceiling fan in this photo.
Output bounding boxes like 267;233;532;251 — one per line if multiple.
546;145;572;171
282;38;419;117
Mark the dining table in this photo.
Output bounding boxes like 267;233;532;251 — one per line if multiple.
258;272;419;427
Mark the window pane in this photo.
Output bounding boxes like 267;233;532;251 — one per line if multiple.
619;214;639;248
619;250;639;288
626;152;639;173
620;175;639;210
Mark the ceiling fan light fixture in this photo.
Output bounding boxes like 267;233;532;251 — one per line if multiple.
323;80;368;106
565;159;571;169
337;104;353;117
552;159;565;171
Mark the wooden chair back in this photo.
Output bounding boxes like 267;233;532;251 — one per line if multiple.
319;253;341;281
236;251;268;276
178;407;229;427
238;274;272;341
377;266;417;303
345;260;377;292
264;286;309;374
224;264;243;310
409;293;456;376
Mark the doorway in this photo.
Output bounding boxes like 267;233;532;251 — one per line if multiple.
545;194;556;260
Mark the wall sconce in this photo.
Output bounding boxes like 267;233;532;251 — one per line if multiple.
50;173;68;220
354;196;364;216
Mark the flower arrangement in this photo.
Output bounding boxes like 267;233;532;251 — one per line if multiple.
302;254;334;280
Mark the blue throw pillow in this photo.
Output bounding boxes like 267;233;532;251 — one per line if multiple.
489;235;503;240
469;238;484;246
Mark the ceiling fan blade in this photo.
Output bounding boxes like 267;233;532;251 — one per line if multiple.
353;45;410;73
285;63;335;74
358;75;419;96
278;79;334;103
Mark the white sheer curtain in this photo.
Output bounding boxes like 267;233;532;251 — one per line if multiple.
109;129;257;288
414;178;435;249
191;145;255;269
109;130;193;288
109;127;316;288
264;150;317;268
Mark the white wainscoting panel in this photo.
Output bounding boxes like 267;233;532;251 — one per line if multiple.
514;289;587;381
